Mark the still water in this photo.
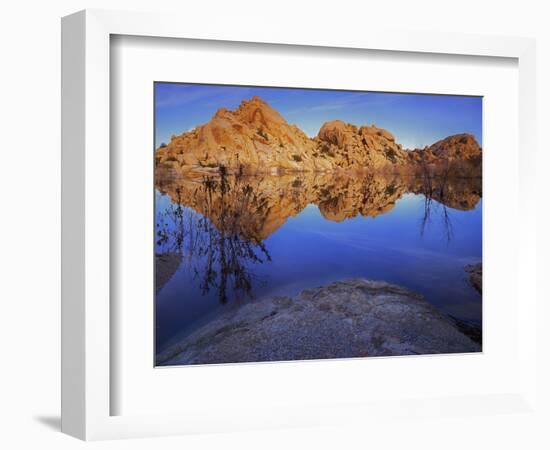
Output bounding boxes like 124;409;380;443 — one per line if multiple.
154;172;482;354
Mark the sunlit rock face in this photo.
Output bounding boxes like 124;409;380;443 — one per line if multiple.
427;133;482;160
155;96;482;175
155;171;481;243
314;120;410;170
155;96;319;173
156;278;481;366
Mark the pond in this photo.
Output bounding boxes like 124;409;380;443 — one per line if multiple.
154;171;482;358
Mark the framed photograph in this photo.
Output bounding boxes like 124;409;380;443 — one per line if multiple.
61;9;538;440
153;83;483;367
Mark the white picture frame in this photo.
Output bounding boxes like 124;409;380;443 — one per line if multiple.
61;9;538;441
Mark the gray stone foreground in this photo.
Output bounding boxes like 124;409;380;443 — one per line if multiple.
157;278;480;366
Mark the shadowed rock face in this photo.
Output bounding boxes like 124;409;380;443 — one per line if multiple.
155;253;182;293
155;96;482;175
155;171;482;242
156;279;480;365
465;263;482;294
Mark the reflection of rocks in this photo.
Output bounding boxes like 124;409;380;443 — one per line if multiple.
157;279;480;365
155;171;481;242
155;253;182;293
465;263;482;294
155;96;482;175
414;176;482;211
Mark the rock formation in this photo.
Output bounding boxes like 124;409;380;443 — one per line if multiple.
465;263;482;294
155;96;482;176
155;253;182;293
156;278;481;365
424;133;482;161
313;119;410;170
155;96;319;174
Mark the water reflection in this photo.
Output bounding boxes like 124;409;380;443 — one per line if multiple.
155;170;481;303
156;174;272;304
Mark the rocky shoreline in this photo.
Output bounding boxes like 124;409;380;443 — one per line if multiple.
155;252;182;293
465;263;482;294
157;278;481;366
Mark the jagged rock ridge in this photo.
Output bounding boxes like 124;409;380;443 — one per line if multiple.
155;96;482;175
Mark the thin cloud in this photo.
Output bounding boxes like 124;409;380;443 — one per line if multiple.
155;85;255;109
285;92;396;116
156;88;218;108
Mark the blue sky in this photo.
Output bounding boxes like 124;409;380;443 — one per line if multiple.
155;83;482;150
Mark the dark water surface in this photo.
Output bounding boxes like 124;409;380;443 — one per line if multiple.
154;172;482;354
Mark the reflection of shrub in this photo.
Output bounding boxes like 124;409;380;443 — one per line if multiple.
159;142;167;148
292;154;303;162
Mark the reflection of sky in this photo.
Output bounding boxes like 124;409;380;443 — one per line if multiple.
155;83;482;150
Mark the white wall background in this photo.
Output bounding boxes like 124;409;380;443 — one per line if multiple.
0;1;547;449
